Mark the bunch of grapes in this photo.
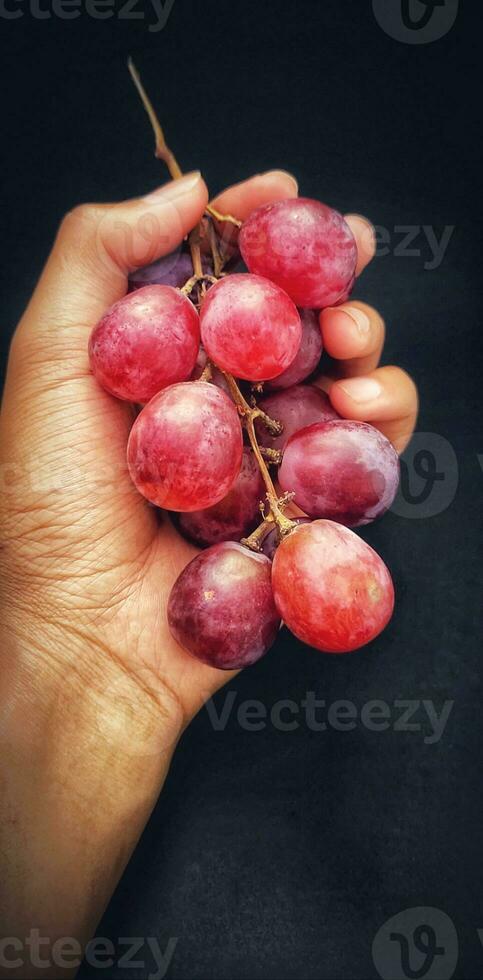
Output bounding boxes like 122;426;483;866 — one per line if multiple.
88;65;400;671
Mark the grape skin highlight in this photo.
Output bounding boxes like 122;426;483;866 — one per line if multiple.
272;521;395;653
127;382;243;511
239;198;357;308
168;542;281;669
279;420;400;525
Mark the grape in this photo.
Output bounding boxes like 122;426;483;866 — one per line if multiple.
128;250;213;292
271;520;394;653
279;420;399;525
239;198;357;308
261;517;310;560
190;345;230;394
127;382;243;511
177;447;265;547
89;285;199;403
200;273;302;381
168;542;280;669
266;308;322;390
254;384;340;452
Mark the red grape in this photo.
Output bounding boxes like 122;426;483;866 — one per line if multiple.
254;384;340;452
239;198;357;308
168;542;280;669
199;273;301;381
272;520;394;653
279;420;399;525
127;382;243;511
267;308;323;390
177;447;265;547
89;285;199;403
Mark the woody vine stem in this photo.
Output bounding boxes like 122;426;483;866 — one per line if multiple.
127;58;297;548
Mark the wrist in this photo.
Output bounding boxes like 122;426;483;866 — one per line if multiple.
0;616;182;976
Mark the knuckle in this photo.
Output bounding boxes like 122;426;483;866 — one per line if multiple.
385;367;419;405
58;202;103;243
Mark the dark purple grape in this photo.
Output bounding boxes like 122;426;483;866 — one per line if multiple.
190;346;231;394
267;309;322;390
168;542;280;669
128;250;213;292
254;384;340;452
177;447;265;547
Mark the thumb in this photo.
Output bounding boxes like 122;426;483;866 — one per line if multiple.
12;171;208;361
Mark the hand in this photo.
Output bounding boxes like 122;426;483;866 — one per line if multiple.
0;170;417;975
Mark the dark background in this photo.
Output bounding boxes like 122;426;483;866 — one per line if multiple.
2;1;482;978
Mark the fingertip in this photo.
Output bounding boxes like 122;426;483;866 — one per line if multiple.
345;213;376;276
210;170;298;222
254;169;299;196
328;375;383;419
319;304;372;359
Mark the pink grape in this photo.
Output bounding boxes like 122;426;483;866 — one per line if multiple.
239;198;357;308
272;520;394;653
254;384;340;452
89;285;199;403
267;308;323;390
261;517;310;560
127;382;243;511
199;273;301;381
177;448;265;547
279;421;399;526
168;542;281;669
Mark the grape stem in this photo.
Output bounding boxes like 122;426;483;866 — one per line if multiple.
180;274;218;297
128;57;240;291
221;371;296;540
206;203;242;228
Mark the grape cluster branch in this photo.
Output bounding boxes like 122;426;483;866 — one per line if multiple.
128;58;296;546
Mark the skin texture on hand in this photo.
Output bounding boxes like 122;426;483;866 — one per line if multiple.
0;171;417;977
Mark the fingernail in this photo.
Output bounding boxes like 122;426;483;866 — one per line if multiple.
327;305;371;340
262;169;298;193
144;171;202;203
337;377;382;402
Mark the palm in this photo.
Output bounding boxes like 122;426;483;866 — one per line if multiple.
47;371;237;723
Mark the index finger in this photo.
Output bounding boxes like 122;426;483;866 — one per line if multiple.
210;170;299;221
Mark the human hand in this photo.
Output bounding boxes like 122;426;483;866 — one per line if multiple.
0;169;417;974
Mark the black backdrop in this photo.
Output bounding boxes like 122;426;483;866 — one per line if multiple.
2;1;482;978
